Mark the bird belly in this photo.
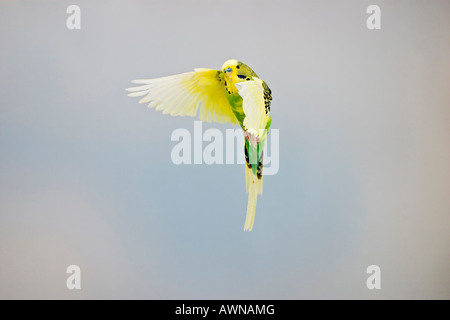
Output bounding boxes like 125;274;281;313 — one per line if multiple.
226;92;246;127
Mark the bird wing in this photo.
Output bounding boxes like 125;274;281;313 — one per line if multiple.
235;78;271;138
126;68;238;124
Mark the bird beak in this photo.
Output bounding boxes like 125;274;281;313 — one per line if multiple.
224;67;232;82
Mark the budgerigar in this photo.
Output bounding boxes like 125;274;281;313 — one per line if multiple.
126;59;272;231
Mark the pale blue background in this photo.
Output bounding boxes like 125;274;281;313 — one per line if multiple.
1;0;449;299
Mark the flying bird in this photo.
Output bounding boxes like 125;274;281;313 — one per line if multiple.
126;59;272;231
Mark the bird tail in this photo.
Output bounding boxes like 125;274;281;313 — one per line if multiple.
244;161;263;232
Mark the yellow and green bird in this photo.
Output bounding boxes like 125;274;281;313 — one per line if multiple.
126;59;272;231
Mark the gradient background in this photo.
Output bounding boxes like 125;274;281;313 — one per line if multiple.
1;0;449;299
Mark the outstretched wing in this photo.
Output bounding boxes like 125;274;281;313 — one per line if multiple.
126;68;238;124
235;78;271;138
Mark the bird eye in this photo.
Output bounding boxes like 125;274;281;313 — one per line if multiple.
236;65;240;69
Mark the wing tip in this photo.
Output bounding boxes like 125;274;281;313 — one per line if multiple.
131;79;151;84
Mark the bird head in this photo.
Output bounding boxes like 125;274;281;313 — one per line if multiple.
221;59;256;86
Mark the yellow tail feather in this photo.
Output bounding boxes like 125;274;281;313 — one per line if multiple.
244;166;263;231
